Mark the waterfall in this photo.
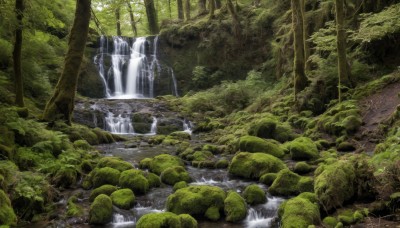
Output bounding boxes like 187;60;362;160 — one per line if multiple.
95;36;179;99
105;112;135;134
183;120;194;135
149;117;158;135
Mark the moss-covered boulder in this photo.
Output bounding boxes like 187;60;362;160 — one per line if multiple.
205;206;220;221
278;193;320;228
52;166;78;188
314;160;355;212
169;131;191;140
110;189;135;209
224;191;247;222
259;173;278;186
140;154;185;175
136;212;197;228
66;196;84;217
322;216;338;228
97;157;133;172
229;152;286;179
239;136;284;158
89;194;113;225
287;137;319;160
269;169;313;196
294;162;313;174
161;166;191;185
91;167;121;188
119;169;149;194
89;184;118;201
243;184;266;205
166;185;226;219
173;181;188;191
248;117;295;143
215;159;229;169
0;190;17;226
145;172;161;188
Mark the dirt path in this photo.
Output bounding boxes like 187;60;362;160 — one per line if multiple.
355;82;400;153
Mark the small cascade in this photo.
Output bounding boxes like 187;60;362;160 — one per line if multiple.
112;213;136;227
95;35;179;99
245;208;273;228
149;117;158;135
105;112;135;134
183;120;194;134
245;197;283;228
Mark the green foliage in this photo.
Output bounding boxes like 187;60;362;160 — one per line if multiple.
269;169;313;196
66;196;84;217
0;190;17;226
243;184;266;205
89;194;113;225
110;188;135;210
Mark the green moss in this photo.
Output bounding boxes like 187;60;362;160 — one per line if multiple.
192;151;214;161
52;166;78;188
239;136;284;158
73;139;92;150
205;206;220;221
202;144;222;154
91;167;121;188
353;210;364;222
89;185;118;202
287;137;319;160
66;196;84;217
224;191;247;222
243;184;266;205
294;162;313;174
161;166;191;185
80;160;93;173
166;185;226;219
148;135;166;145
97;157;133;172
144;154;184;175
259;173;277;186
248;117;295;143
92;128;116;144
0;161;18;190
145;172;161;188
279;194;320;228
335;222;344;228
136;212;197;228
0;190;17;226
269;169;313;196
337;141;355;152
314;160;355;212
173;181;188;191
110;189;135;210
322;216;338;228
119;169;149;194
215;159;229;169
338;209;355;225
169;131;191;140
139;158;152;169
89;194;113;225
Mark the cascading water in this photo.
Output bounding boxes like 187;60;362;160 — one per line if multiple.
95;36;179;99
105;112;135;134
149;117;158;135
183;120;194;135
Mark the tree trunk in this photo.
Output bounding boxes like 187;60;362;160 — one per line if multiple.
144;0;159;34
215;0;221;9
42;0;91;124
198;0;206;15
184;0;191;21
177;0;184;20
126;1;138;37
209;0;215;19
13;0;24;107
302;0;310;72
168;0;172;18
227;0;241;40
291;0;308;100
115;7;121;36
335;0;352;102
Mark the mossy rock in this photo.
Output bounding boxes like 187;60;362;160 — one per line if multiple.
259;173;277;186
248;117;295;143
322;216;338;228
136;212;197;228
92;128;116;144
119;169;149;194
139;158;152;169
215;159;229;169
278;193;320;228
0;190;17;226
337;142;356;152
0;161;18;190
97;157;133;172
89;194;113;225
229;152;287;179
239;136;284;158
243;184;266;205
202;144;222;154
166;185;226;219
73;139;92;150
91;167;121;188
287;137;319;160
89;185;117;202
161;166;191;185
224;191;247;222
294;162;313;174
52;166;78;188
192;151;214;161
80;160;93;173
142;154;185;175
110;188;135;209
205;206;220;221
145;172;161;188
169;131;191;140
314;160;355;212
269;169;313;196
66;196;84;217
173;181;188;191
337;209;356;225
148;135;166;145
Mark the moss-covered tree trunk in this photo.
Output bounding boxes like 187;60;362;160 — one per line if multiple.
42;0;91;124
184;0;191;21
227;0;241;40
115;7;121;36
198;0;206;15
291;0;308;100
215;0;221;9
144;0;159;34
335;0;352;102
302;0;310;72
126;1;138;37
209;0;215;19
13;0;24;107
177;0;184;20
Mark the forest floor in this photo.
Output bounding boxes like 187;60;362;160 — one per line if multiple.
354;81;400;154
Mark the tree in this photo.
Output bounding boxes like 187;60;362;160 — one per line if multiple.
302;0;311;71
227;0;241;39
115;6;121;36
198;0;206;16
144;0;159;34
126;0;137;36
13;0;24;107
42;0;91;124
291;0;308;100
209;0;215;19
184;0;190;21
177;0;184;20
335;0;352;102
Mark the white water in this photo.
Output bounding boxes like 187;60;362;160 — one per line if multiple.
183;120;193;135
105;112;135;134
245;197;284;228
112;213;136;227
149;117;158;135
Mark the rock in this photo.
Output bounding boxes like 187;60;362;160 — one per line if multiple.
110;189;135;209
140;154;184;175
91;167;121;187
160;166;191;185
0;190;17;226
278;193;320;228
166;185;226;219
269;169;313;196
205;206;220;221
169;131;191;140
322;216;338;228
173;181;188;191
89;184;118;201
224;191;247;222
97;157;133;172
287;137;319;160
89;194;113;225
337;142;356;152
145;172;161;188
248;117;295;142
136;212;197;228
119;169;149;194
293;162;313;174
243;184;266;205
239;136;285;158
215;159;229;169
259;173;278;186
229;152;287;179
